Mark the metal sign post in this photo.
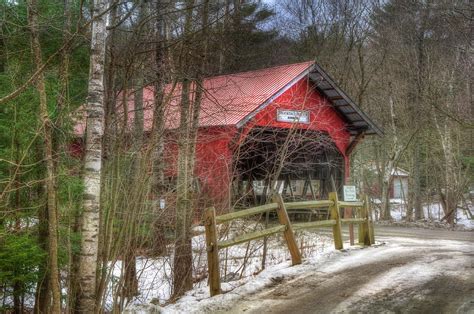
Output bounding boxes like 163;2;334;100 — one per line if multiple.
343;185;357;245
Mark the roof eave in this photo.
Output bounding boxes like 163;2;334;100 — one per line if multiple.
309;63;384;137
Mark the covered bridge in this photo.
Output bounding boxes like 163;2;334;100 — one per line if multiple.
75;61;382;210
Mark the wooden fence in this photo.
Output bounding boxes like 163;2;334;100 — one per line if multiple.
204;192;375;296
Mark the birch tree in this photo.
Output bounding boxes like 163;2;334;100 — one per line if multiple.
76;0;109;312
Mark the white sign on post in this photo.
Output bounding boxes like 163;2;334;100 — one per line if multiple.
343;185;357;201
277;109;310;124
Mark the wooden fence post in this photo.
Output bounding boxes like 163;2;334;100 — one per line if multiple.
366;195;375;245
358;197;366;245
329;192;343;250
273;194;302;265
358;195;370;246
204;207;221;296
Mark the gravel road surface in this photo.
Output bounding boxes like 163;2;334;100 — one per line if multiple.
226;226;474;314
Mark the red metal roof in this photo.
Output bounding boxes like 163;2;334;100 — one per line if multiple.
74;61;314;136
143;61;314;130
74;61;382;136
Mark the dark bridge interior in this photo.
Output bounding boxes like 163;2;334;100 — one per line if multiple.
231;127;344;208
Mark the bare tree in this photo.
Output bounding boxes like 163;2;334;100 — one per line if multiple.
27;0;61;312
172;0;210;299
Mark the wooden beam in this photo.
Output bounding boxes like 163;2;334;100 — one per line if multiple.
329;192;343;250
215;203;279;224
310;63;384;136
366;195;375;245
285;200;334;210
345;131;366;156
286;175;295;200
273;194;302;265
217;225;285;249
341;218;366;224
338;201;364;208
358;195;371;246
292;220;337;230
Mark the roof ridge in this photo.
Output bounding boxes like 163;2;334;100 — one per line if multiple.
203;60;314;81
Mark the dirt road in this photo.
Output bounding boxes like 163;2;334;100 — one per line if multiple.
226;226;474;314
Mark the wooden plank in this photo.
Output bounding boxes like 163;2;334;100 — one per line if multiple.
366;195;375;245
261;179;269;205
215;203;279;224
363;194;370;245
217;225;285;249
302;178;309;197
345;131;366;156
204;207;221;296
286;210;318;215
358;198;366;245
338;201;364;208
286;175;295;200
357;195;372;246
307;174;315;221
273;194;302;265
341;218;366;224
292;220;337;231
285;200;333;210
369;220;375;245
329;192;343;250
358;222;364;245
308;174;316;199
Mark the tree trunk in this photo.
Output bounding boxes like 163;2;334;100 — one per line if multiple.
412;139;423;220
96;0;119;306
412;7;427;221
55;0;71;143
172;1;195;297
121;62;145;302
380;172;392;220
150;0;169;256
172;0;209;299
172;77;194;298
27;0;61;312
34;172;50;314
434;115;458;226
0;21;5;73
13;280;22;314
75;0;109;312
217;0;230;73
122;248;139;299
380;95;402;221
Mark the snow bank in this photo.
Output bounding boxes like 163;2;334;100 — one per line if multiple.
164;236;473;314
374;201;473;230
162;242;356;314
117;221;334;311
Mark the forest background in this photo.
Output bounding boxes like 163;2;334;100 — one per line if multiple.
0;0;472;312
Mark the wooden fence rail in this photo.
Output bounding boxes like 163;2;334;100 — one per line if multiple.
204;192;375;296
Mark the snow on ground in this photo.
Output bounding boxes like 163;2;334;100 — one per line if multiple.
373;201;473;230
160;236;473;314
160;241;352;314
117;221;334;311
121;202;473;312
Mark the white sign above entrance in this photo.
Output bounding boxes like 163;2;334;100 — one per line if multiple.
343;185;357;201
277;109;310;124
